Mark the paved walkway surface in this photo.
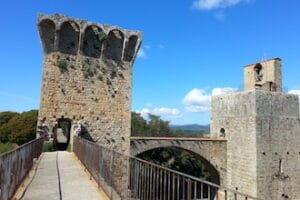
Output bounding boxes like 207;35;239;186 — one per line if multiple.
19;151;108;200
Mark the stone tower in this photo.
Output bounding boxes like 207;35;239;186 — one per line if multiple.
37;13;141;153
244;58;282;92
37;13;142;199
211;58;300;199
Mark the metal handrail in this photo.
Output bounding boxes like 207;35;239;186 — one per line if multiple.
73;136;262;200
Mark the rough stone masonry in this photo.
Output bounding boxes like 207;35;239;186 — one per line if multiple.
37;13;141;153
211;58;300;199
37;13;142;199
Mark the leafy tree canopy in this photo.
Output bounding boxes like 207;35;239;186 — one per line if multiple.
131;112;172;137
0;111;19;127
0;110;38;145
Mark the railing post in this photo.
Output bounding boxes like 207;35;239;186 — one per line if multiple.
187;178;192;200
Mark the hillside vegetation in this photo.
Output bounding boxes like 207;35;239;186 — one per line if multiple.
131;112;209;137
0;110;38;153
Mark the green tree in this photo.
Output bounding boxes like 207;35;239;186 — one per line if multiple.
0;111;19;127
131;112;149;136
0;110;38;145
131;112;172;137
148;114;171;137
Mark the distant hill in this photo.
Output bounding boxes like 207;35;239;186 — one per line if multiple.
170;124;210;132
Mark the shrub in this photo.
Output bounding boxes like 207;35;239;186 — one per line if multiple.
57;59;68;72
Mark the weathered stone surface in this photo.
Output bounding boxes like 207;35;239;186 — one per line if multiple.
37;13;142;153
211;58;300;199
37;13;142;199
244;58;282;92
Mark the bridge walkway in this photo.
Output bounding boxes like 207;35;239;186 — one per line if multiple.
14;151;109;200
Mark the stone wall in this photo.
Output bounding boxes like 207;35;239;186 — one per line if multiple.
244;58;282;92
211;90;300;199
255;91;300;199
211;91;258;196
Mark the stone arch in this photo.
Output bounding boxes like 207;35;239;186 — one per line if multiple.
136;145;220;185
59;21;80;55
38;19;55;53
103;29;124;61
82;25;103;58
124;35;138;62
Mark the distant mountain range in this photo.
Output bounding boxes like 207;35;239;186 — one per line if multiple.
170;124;210;132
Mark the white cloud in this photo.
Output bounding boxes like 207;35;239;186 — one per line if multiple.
137;48;146;58
138;107;181;119
152;107;181;116
212;87;238;96
288;90;300;96
183;87;238;112
192;0;250;10
139;108;151;118
288;90;300;111
182;88;211;112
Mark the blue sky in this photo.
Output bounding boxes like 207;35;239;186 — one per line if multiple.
0;0;300;125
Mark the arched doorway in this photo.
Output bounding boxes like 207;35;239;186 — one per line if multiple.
53;118;72;150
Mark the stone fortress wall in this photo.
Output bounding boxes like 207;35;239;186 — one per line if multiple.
37;13;142;154
211;58;300;199
37;14;142;199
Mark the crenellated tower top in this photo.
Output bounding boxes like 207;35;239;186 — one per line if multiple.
37;13;142;62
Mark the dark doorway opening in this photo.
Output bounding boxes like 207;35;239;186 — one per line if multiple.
54;118;72;150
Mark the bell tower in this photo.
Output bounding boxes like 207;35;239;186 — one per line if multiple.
244;58;282;92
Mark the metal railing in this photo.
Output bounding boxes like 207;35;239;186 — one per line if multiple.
0;137;43;200
73;136;261;200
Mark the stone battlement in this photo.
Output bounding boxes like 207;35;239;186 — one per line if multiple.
38;13;142;62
